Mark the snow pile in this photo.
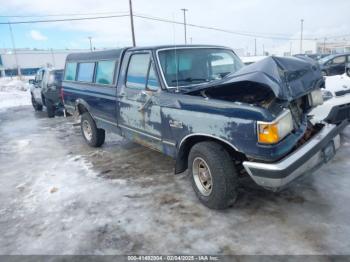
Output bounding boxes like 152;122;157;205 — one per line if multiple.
0;77;31;92
0;77;31;111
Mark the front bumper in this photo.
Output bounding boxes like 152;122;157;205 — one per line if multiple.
243;120;348;191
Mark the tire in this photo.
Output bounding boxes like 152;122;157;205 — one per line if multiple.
188;141;238;210
31;94;43;111
45;97;55;118
346;68;350;78
81;112;105;147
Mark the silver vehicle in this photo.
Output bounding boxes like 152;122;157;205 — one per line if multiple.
29;68;64;118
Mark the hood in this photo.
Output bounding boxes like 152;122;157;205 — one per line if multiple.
185;56;324;101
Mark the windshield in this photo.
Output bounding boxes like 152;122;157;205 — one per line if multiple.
158;48;243;88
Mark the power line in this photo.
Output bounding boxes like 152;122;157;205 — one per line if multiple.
0;12;347;41
0;11;128;18
0;14;129;24
133;14;315;41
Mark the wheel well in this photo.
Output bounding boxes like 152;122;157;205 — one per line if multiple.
175;135;246;174
77;103;88;115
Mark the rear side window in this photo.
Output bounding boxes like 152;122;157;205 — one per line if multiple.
64;63;77;81
126;53;150;89
77;62;95;82
95;60;115;85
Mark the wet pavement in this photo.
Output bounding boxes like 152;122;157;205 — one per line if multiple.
0;105;350;255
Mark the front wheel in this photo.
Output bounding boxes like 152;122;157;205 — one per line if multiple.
31;94;43;111
81;112;105;147
188;141;238;210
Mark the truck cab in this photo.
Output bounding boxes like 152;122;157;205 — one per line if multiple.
62;45;347;209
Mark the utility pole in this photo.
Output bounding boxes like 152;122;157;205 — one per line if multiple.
300;19;304;54
88;36;93;52
50;48;56;67
181;8;188;44
262;44;265;56
129;0;136;47
8;22;21;77
254;38;257;56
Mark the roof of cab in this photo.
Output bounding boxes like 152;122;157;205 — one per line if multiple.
65;45;232;62
66;48;127;62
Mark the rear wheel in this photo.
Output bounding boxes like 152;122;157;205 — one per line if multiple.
81;112;105;147
31;94;43;111
45;97;55;118
188;141;238;209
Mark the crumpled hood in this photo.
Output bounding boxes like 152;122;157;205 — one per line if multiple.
185;56;324;101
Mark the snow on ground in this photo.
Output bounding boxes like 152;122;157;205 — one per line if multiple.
0;77;31;111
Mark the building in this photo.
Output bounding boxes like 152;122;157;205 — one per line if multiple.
0;48;89;77
316;40;350;54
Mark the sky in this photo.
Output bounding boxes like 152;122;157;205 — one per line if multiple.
0;0;349;55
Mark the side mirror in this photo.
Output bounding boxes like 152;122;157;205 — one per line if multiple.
29;79;35;85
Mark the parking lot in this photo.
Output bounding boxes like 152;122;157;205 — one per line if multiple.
1;104;350;255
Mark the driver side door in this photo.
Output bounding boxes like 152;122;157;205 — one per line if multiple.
117;51;163;152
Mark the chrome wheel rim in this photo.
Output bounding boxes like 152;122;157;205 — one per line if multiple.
82;120;93;141
192;157;213;196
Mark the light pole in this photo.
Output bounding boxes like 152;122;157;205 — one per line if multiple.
181;8;188;44
8;22;21;77
254;38;257;56
129;0;136;47
300;19;304;54
88;36;93;52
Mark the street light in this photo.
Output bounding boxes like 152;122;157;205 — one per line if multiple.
300;19;304;54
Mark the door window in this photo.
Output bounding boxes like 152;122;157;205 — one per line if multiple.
126;53;150;89
95;60;115;85
64;62;77;81
146;64;160;91
77;62;95;82
333;56;346;64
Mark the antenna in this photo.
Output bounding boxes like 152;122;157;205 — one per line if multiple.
172;13;179;92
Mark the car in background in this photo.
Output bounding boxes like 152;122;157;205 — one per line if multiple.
240;56;267;65
294;53;329;61
29;68;64;118
309;72;350;124
318;53;350;76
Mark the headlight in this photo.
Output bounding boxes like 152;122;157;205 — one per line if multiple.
309;89;324;107
322;89;333;101
257;110;293;144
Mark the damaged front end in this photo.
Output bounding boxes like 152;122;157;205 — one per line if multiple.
183;56;326;149
181;56;346;190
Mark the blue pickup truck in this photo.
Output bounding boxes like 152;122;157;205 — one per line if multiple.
62;45;347;209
